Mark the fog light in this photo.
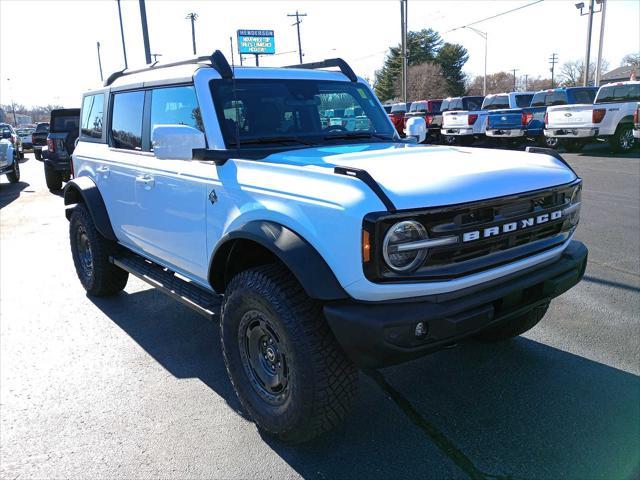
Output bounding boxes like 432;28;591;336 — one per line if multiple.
414;322;428;338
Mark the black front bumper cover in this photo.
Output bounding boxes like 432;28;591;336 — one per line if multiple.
324;240;587;368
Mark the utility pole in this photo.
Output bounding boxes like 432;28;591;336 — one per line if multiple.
594;0;607;86
523;74;528;91
186;12;198;55
287;10;307;64
96;42;104;82
400;0;408;104
151;53;162;62
139;0;151;64
549;53;558;88
6;78;17;126
511;69;518;91
117;0;128;69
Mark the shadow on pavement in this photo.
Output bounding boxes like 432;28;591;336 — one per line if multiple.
0;180;29;209
90;288;640;479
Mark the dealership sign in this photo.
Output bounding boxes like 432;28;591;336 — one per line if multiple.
237;30;275;55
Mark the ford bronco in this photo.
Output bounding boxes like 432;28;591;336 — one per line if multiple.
64;51;587;443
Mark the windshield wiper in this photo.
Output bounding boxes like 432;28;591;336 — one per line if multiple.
228;136;313;147
323;132;396;142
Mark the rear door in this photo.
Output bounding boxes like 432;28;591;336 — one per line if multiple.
132;85;211;281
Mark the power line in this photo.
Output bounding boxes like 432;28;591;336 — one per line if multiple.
444;0;544;33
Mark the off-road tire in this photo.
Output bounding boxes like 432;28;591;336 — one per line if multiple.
610;124;635;153
35;150;42;161
221;264;357;444
474;303;549;342
6;160;20;183
69;203;128;296
44;163;63;191
443;135;457;146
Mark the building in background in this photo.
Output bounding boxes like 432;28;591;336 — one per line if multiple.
601;65;637;84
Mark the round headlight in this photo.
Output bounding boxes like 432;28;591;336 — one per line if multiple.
382;220;428;272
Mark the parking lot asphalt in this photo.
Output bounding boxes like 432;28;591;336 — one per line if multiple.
1;146;639;480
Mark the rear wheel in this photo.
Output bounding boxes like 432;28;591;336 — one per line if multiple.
474;304;549;342
34;150;42;161
221;264;357;444
610;124;635;153
69;203;128;296
44;164;62;191
539;135;559;148
443;135;457;146
6;159;20;183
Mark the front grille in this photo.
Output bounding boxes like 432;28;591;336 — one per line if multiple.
364;181;581;282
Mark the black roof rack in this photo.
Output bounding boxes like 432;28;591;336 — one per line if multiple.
103;50;233;87
286;58;358;82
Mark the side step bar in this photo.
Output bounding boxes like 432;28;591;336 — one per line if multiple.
111;253;222;321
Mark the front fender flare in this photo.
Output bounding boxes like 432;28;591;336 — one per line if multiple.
63;177;117;241
210;221;348;301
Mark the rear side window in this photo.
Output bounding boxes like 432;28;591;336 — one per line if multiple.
571;89;597;104
530;92;547;107
515;94;533;108
482;95;510;110
596;83;640;103
430;100;442;112
463;97;483;110
411;102;427;112
50;115;79;133
81;94;104;139
546;91;568;106
111;91;145;150
150;86;203;141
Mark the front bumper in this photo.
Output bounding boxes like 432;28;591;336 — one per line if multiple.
544;127;598;138
324;240;587;368
443;127;474;136
486;128;525;137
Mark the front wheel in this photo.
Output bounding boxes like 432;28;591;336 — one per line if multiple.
221;264;357;444
610;124;635;153
69;204;128;296
6;160;20;183
474;303;549;342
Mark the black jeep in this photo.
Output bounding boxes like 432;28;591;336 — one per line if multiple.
43;108;79;191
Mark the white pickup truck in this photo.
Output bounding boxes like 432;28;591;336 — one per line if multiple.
442;92;533;145
545;81;639;152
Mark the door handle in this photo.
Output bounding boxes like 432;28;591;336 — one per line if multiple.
96;165;110;179
136;174;155;190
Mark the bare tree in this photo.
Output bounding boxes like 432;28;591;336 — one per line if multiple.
558;59;609;86
466;72;514;95
621;52;640;68
394;62;449;101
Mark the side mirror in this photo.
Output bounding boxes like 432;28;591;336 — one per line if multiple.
405;116;427;144
152;124;206;160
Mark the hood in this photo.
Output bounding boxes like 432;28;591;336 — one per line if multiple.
266;143;577;210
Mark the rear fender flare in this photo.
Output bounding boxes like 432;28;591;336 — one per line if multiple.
63;176;116;241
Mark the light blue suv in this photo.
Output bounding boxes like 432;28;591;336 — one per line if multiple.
63;51;588;443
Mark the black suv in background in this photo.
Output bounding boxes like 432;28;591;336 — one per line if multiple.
43;108;79;191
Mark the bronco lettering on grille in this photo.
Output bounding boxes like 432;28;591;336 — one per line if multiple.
462;210;563;242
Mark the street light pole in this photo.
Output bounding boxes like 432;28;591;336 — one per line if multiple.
6;78;17;126
594;0;607;86
464;26;487;95
575;0;602;86
139;0;152;64
96;42;104;82
117;0;128;69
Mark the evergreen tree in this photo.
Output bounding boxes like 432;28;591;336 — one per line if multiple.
436;43;469;97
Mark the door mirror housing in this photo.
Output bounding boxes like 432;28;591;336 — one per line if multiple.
152;125;206;160
405;116;427;143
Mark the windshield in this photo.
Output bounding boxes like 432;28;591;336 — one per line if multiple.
595;83;640;103
210;79;396;148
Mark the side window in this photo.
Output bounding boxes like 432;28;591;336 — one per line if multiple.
81;94;104;139
111;91;145;150
150;86;203;145
515;95;533;108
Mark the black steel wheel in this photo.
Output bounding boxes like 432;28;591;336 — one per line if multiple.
221;264;357;444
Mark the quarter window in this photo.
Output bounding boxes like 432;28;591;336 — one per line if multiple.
111;91;145;150
150;86;203;143
81;94;104;139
